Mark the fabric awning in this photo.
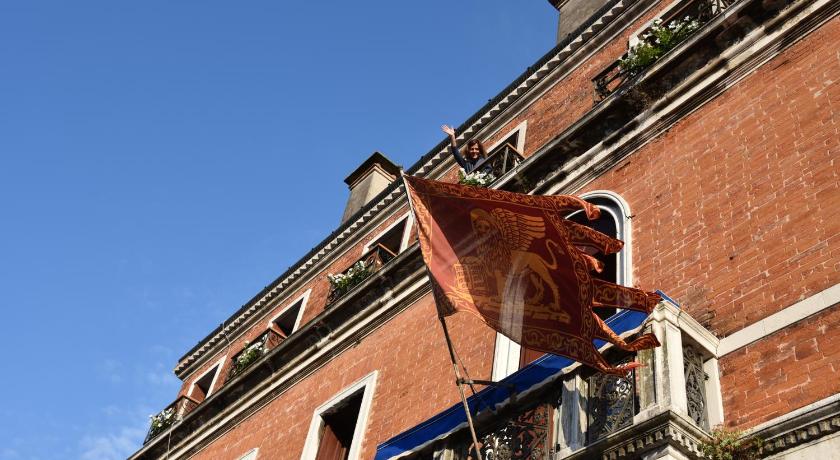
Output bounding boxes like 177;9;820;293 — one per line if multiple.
374;306;662;460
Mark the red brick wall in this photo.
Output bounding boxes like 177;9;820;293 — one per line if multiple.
577;15;840;337
720;303;840;429
189;294;495;460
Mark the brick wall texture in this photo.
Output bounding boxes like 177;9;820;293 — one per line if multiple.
161;10;839;460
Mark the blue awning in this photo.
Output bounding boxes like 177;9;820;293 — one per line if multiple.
374;307;657;460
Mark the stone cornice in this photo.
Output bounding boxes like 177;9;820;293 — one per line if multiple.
564;410;709;460
752;394;840;457
174;0;638;378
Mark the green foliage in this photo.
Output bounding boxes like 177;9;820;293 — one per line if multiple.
619;17;702;75
148;407;176;438
233;340;266;375
699;427;764;460
327;260;371;297
458;168;496;187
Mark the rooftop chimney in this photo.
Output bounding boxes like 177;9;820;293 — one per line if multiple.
341;152;402;223
550;0;612;43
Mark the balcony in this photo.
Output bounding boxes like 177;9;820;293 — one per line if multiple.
326;243;397;305
592;0;735;102
458;143;525;187
227;328;285;381
144;394;200;444
380;301;724;460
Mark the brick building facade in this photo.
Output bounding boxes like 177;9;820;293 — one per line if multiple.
129;0;840;459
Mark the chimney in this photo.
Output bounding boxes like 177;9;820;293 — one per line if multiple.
550;0;612;44
341;152;402;223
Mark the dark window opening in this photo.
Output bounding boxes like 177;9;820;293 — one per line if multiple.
315;392;364;460
369;219;407;257
191;365;219;403
272;300;303;338
488;131;520;157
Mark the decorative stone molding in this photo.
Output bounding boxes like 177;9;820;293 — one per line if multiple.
564;411;708;460
751;395;840;457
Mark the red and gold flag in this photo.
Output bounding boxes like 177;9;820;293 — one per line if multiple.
404;175;661;375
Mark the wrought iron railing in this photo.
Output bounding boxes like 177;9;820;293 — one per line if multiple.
144;394;201;444
326;243;397;305
592;0;735;102
463;143;525;186
586;359;638;443
227;329;285;381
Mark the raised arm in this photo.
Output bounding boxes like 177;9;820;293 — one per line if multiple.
441;124;468;169
441;124;457;148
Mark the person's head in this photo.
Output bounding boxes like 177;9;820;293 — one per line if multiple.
464;139;487;161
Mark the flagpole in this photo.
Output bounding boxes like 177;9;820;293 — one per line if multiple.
438;314;484;460
400;171;484;460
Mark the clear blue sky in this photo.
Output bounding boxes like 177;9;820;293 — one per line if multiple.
0;2;557;458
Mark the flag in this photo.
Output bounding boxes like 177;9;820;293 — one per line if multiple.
404;175;661;375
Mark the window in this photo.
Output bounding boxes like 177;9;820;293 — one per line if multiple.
269;290;310;339
188;356;226;403
316;392;363;460
302;372;378;460
363;213;413;257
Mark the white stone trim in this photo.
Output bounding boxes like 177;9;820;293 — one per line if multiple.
579;190;633;287
300;371;379;460
717;283;840;356
238;447;258;460
362;212;414;254
486;120;527;154
491;332;522;381
266;288;311;333
188;355;227;400
703;358;724;427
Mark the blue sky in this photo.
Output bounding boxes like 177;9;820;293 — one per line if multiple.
0;2;557;458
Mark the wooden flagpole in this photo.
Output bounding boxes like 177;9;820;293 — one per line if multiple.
400;171;484;460
438;315;484;460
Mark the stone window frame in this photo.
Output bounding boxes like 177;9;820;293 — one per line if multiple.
362;212;415;255
300;371;379;460
187;354;227;402
265;288;311;336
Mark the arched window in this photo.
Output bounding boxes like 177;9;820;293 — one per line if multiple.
518;192;633;367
